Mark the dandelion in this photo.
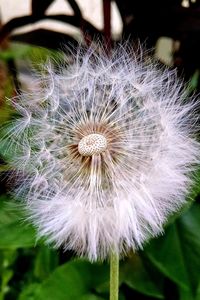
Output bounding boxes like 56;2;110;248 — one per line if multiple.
4;45;199;263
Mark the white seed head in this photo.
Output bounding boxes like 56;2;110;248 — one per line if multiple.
4;44;200;261
78;133;107;156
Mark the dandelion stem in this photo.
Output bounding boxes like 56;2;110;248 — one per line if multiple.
109;251;119;300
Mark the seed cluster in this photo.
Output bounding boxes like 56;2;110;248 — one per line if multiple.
78;133;107;156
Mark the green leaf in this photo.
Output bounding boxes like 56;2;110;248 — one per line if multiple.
195;281;200;300
34;246;59;280
144;202;200;296
0;249;18;269
1;269;13;291
121;254;164;299
0;196;36;248
18;283;40;300
32;260;109;300
0;44;32;61
0;130;17;161
0;105;13;125
179;287;194;300
80;295;105;300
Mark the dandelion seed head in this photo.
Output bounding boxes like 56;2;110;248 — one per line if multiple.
4;44;200;261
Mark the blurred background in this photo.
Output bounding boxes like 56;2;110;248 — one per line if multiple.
0;1;200;299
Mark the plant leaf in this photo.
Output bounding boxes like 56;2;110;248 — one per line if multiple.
18;283;41;300
34;246;59;280
0;196;36;248
80;295;105;300
144;202;200;296
121;254;164;299
33;260;109;300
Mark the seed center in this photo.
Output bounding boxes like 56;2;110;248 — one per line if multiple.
78;133;107;156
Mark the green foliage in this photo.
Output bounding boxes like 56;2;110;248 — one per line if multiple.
120;254;164;299
144;203;200;299
0;196;36;249
0;249;16;300
0;44;32;62
31;260;107;300
34;246;59;281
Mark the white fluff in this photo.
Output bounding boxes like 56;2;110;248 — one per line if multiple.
5;45;200;261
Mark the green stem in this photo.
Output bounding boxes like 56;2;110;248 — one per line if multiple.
109;252;119;300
